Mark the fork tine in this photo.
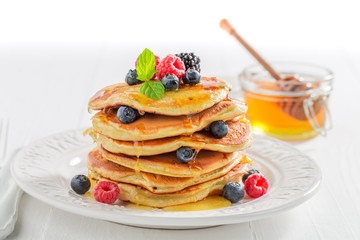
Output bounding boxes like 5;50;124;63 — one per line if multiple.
0;119;9;166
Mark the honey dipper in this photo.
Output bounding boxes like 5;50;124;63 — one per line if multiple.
219;19;321;121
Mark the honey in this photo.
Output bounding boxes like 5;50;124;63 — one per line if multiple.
88;174;97;189
126;203;157;211
240;62;333;140
243;91;325;140
162;196;231;211
125;196;231;211
84;191;95;200
240;155;252;165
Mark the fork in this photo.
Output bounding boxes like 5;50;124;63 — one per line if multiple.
0;120;24;240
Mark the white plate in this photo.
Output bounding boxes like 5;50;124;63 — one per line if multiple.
11;129;321;229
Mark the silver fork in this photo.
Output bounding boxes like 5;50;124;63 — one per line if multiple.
0;120;24;240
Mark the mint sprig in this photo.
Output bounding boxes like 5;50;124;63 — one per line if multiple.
136;48;164;100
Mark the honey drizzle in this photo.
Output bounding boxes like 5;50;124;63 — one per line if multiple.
240;155;253;165
192;149;200;161
187;149;202;171
135;123;146;134
134;156;141;172
183;114;198;130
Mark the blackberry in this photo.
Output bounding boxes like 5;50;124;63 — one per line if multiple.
175;52;201;72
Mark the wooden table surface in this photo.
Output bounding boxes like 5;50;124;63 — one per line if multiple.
1;44;359;240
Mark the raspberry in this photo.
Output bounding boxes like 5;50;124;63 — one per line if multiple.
135;55;160;80
244;174;269;198
93;181;120;204
156;54;185;81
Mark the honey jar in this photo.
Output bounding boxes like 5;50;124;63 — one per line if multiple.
239;62;333;140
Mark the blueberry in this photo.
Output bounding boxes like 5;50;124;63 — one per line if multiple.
222;182;245;203
161;74;180;90
182;69;201;86
125;69;142;86
242;169;261;184
117;106;137;124
210;120;228;138
71;175;91;194
176;147;194;163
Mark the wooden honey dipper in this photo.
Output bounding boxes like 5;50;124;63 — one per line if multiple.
220;19;321;121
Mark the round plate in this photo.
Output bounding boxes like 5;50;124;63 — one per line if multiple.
11;129;321;229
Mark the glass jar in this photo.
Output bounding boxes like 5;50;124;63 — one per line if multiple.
239;62;333;141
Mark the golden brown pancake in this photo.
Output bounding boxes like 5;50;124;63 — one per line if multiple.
90;162;247;208
91;99;247;141
99;146;243;178
88;148;250;193
90;119;252;156
88;77;231;116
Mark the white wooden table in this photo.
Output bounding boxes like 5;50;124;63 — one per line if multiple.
1;44;359;239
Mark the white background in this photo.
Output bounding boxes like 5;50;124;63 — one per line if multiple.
1;0;359;49
1;1;360;239
1;0;360;77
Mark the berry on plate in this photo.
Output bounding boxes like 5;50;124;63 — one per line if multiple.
71;175;91;194
161;73;180;91
176;147;194;163
156;55;185;81
93;181;120;204
210;120;229;138
222;182;245;203
117;106;137;124
244;173;269;198
182;69;201;86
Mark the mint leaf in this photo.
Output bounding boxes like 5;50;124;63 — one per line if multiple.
136;48;158;81
140;81;165;100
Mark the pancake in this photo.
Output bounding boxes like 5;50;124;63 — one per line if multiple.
99;146;243;178
92;99;247;141
88;77;231;116
88;148;250;193
90;119;252;156
90;162;247;208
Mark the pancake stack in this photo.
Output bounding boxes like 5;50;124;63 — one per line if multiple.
86;77;253;208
